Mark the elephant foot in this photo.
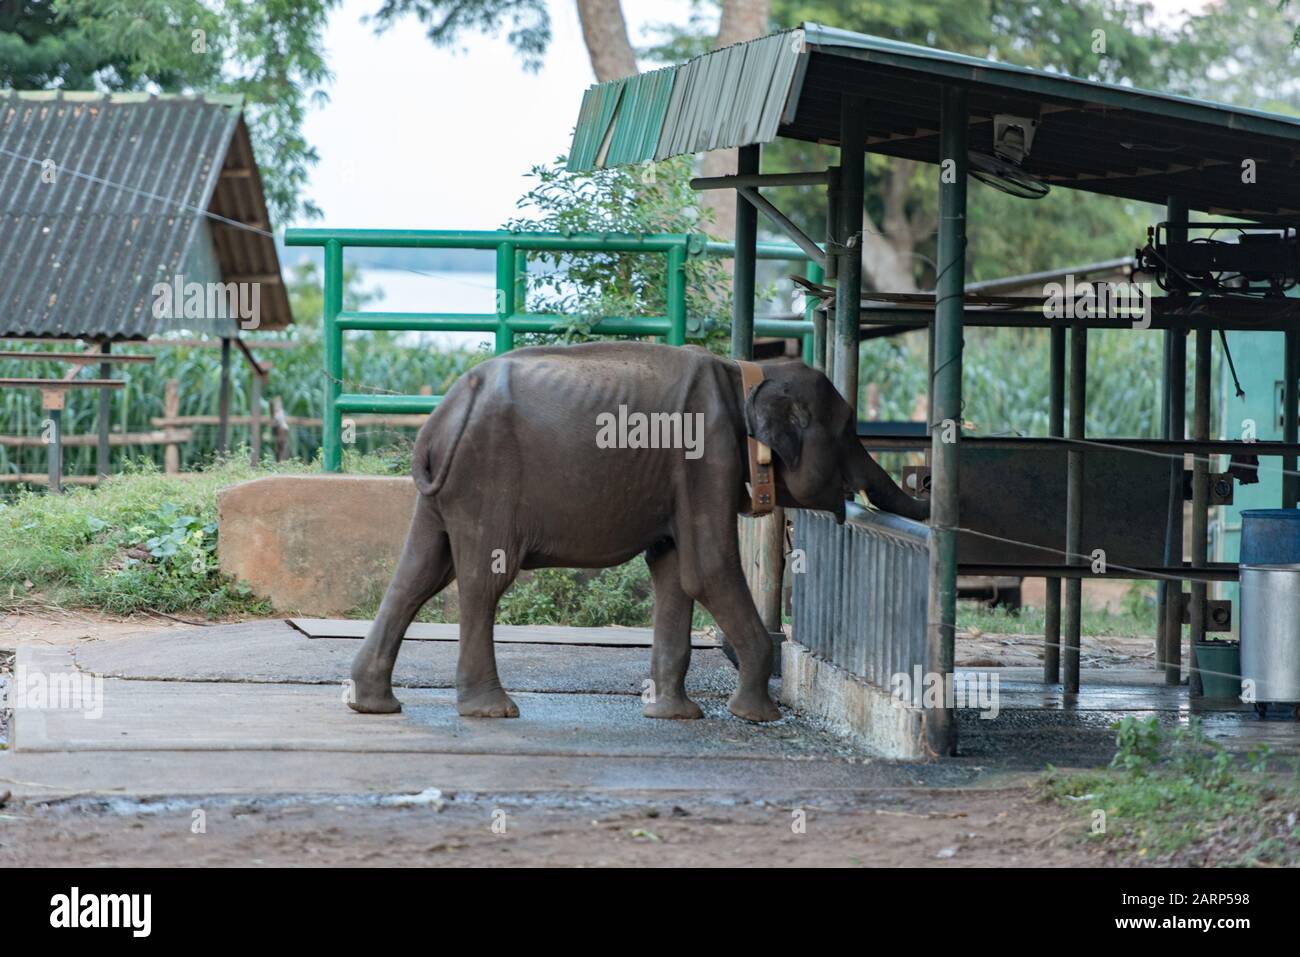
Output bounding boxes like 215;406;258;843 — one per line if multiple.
457;686;520;718
348;669;402;714
643;695;704;720
727;690;781;723
348;687;402;715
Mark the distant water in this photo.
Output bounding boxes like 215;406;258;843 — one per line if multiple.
357;268;498;352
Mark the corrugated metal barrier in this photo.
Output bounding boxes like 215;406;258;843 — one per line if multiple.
791;502;929;688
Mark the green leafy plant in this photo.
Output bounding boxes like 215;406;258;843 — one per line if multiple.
0;454;393;617
1043;715;1299;864
504;156;734;353
1109;715;1164;776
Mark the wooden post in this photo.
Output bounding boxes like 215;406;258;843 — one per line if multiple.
250;368;264;466
270;396;291;462
760;510;785;633
42;388;63;494
164;379;180;475
217;337;232;454
97;340;112;479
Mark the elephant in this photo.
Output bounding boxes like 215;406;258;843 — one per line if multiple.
347;341;928;723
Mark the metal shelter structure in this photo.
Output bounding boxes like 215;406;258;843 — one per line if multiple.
567;24;1300;755
0;91;292;486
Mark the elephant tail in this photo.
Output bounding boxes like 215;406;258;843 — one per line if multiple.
413;371;482;497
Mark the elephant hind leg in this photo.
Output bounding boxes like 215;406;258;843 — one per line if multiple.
452;541;520;718
643;545;703;720
349;501;454;714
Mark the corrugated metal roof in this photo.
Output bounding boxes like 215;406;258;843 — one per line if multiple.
567;24;1300;216
0;90;293;339
567;30;804;171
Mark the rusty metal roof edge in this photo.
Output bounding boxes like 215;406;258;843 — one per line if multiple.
2;90;244;110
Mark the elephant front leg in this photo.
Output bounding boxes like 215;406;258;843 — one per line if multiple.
680;545;781;723
643;545;703;720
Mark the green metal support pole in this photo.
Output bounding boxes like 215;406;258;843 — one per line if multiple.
495;242;517;354
731;145;760;359
1164;328;1188;684
514;248;528;319
835;101;865;406
97;340;112;479
1155;331;1172;671
1284;328;1298;509
1044;326;1065;684
804;260;823;366
1189;324;1211;697
323;239;344;472
667;243;687;347
1063;324;1087;694
822;166;840;382
1163;197;1188;685
926;85;967;757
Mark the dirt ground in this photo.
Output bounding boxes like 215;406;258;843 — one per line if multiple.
0;605;1182;868
0;788;1109;868
0;606;183;650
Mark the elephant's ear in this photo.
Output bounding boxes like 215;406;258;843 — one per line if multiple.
746;379;804;470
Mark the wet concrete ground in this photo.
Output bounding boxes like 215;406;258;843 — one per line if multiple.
1;620;1296;802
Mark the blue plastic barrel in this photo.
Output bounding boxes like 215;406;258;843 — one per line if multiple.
1240;509;1300;565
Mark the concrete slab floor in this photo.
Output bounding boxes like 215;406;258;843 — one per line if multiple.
1;620;1295;803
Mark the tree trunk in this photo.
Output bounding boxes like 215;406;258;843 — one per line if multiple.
575;0;638;82
699;0;770;240
859;159;929;294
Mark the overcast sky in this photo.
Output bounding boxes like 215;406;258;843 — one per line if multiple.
295;0;1210;233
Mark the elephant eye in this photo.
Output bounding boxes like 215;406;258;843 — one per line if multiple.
790;404;812;429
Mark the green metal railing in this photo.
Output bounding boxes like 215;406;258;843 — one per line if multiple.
283;228;821;471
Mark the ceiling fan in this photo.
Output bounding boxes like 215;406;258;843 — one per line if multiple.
967;114;1050;199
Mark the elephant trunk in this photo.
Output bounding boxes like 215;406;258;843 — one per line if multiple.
848;443;930;522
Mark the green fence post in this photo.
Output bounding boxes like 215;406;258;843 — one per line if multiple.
803;260;823;365
926;85;968;757
323;239;344;472
666;241;687;346
496;242;517;354
514;248;528;318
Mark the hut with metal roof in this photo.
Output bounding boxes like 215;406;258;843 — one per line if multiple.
0;90;293;486
567;24;1300;756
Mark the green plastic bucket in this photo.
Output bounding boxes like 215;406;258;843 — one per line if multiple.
1194;641;1241;700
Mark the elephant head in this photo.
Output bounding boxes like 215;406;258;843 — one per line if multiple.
744;360;929;524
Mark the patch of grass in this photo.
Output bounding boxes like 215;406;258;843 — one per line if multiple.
959;599;1156;639
0;452;401;618
353;554;719;630
1041;715;1300;866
